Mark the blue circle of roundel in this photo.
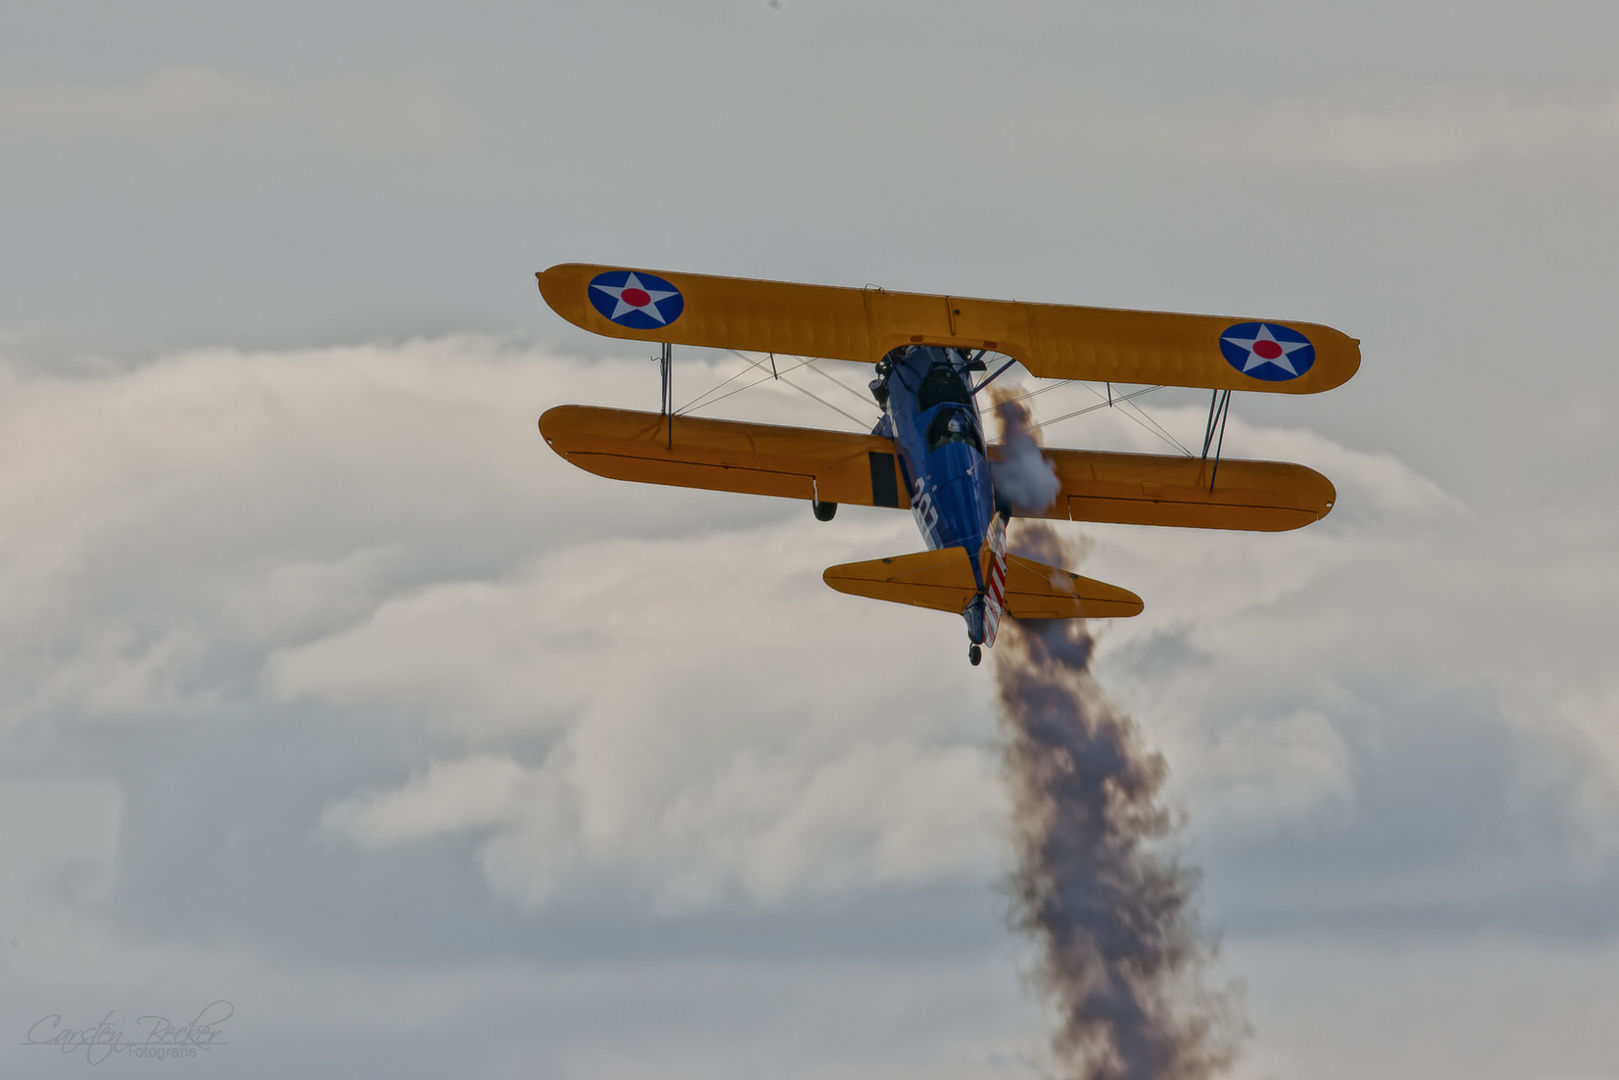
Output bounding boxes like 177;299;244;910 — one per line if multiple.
1218;322;1316;382
587;270;684;330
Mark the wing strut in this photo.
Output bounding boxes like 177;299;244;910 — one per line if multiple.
1201;389;1233;490
658;342;673;448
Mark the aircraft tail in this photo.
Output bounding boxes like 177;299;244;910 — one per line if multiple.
982;514;1009;645
822;546;1142;620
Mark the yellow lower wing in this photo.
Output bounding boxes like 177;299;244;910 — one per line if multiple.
994;446;1336;531
822;547;1143;619
541;406;1335;532
539;405;909;508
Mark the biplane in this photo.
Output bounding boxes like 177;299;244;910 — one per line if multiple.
536;264;1358;665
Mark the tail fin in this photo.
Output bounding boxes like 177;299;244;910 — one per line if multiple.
822;546;1142;619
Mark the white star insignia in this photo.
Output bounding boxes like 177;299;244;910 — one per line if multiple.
590;272;679;324
1222;323;1311;376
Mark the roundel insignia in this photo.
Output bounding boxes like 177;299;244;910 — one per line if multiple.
587;270;684;330
1219;322;1315;382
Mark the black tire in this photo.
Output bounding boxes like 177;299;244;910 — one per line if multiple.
812;500;838;522
968;644;982;666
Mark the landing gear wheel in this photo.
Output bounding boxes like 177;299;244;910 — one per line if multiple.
968;644;982;666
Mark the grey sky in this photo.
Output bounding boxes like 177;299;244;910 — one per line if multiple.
2;3;1618;1078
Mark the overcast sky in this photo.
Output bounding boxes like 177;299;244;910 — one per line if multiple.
3;3;1618;1078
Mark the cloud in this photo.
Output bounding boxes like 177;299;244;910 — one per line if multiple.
3;338;1615;939
0;339;1009;926
293;524;1007;911
1064;85;1619;177
998;389;1619;932
0;65;477;151
0;781;121;908
1230;933;1619;1080
319;755;537;848
446;737;1001;914
0;67;269;129
0;332;1612;1080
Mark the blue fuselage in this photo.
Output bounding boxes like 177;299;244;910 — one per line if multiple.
874;346;996;595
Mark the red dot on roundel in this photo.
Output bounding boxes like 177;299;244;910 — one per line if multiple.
1253;339;1283;360
621;287;651;307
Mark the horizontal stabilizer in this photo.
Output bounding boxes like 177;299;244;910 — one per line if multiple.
540;405;910;509
992;446;1335;531
822;547;1142;620
539;263;1359;394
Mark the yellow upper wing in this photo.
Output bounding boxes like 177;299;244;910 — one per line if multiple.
538;263;1360;394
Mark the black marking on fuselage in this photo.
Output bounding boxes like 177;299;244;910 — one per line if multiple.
869;451;900;508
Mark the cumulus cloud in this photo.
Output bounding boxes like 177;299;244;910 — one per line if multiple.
3;340;1615;935
292;509;1007;911
0;335;1614;1079
994;385;1619;932
401;739;1001;913
0;339;1007;922
319;755;538;848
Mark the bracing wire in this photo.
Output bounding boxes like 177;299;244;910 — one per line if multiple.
1118;394;1193;457
1029;383;1194;457
674;357;775;414
1030;384;1160;429
681;350;874;429
1006;380;1064;405
676;353;818;415
674;346;1193;451
799;358;881;409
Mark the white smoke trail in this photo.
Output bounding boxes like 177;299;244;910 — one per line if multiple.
991;392;1062;515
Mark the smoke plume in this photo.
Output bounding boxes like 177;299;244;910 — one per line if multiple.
990;395;1243;1080
991;392;1062;515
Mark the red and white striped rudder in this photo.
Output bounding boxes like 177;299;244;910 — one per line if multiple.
982;513;1008;647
